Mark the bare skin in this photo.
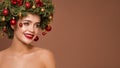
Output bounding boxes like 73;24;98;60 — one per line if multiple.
0;46;56;68
0;14;56;68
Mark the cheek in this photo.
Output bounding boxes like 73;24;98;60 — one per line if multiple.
16;24;26;33
35;28;40;34
21;26;27;31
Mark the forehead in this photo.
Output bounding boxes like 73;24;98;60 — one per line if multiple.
20;13;41;23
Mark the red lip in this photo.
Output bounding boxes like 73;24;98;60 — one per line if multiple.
24;33;34;39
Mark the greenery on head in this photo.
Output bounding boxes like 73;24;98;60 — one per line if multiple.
0;0;54;39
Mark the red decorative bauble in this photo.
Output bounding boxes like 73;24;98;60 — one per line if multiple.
11;0;17;5
25;2;31;9
45;25;52;32
2;9;9;16
10;18;17;25
42;32;47;36
16;0;21;2
34;36;39;41
36;2;43;7
18;0;23;6
35;0;40;3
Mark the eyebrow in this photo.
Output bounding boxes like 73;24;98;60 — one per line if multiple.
23;20;31;23
23;20;40;24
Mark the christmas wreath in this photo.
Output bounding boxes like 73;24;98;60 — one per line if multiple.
0;0;54;38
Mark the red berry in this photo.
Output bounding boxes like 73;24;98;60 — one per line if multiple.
10;19;17;25
45;25;52;32
25;2;31;9
2;9;9;16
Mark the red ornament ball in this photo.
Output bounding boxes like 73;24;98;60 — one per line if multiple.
16;0;21;2
2;9;9;16
25;2;31;9
18;0;23;6
35;0;40;3
36;2;43;7
11;0;17;5
45;25;52;32
10;19;17;25
34;36;39;41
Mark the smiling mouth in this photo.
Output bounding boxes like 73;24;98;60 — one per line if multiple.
24;33;34;39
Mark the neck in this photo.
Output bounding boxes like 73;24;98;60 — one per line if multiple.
9;36;33;55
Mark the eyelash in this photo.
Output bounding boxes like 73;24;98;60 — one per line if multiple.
23;22;29;26
35;23;40;28
23;22;40;28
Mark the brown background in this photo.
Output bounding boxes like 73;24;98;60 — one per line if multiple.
0;0;120;68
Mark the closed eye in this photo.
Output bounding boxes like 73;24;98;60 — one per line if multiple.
35;23;40;28
23;22;30;26
23;20;31;26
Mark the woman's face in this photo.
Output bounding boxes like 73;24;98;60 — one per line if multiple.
14;13;41;45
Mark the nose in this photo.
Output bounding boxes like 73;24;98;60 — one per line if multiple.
29;25;35;33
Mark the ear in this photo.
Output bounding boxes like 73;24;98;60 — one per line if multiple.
11;25;14;30
11;24;17;30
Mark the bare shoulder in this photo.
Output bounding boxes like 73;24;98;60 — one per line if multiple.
0;51;2;61
0;50;5;59
34;47;56;68
33;47;54;57
40;49;54;58
0;51;2;57
0;50;5;56
0;51;5;64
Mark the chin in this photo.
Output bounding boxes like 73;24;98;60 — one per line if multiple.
17;36;33;45
22;38;33;45
21;40;33;45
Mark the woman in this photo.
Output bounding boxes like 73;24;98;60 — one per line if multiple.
0;0;55;68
